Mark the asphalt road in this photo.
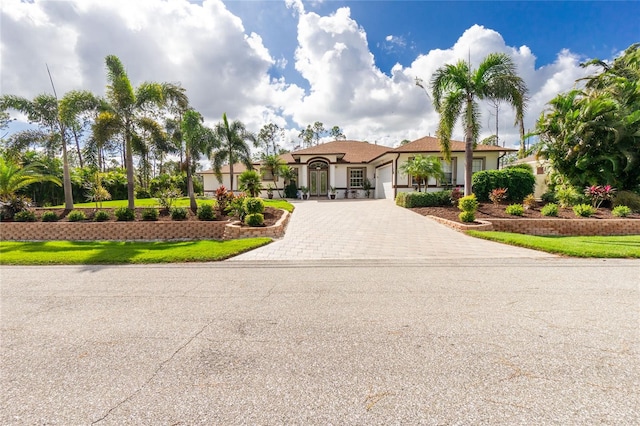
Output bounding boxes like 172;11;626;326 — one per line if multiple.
1;258;639;424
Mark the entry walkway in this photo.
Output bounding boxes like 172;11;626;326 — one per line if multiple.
230;199;553;261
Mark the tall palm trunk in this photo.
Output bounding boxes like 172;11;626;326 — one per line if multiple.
228;147;234;191
464;97;474;196
60;135;74;210
186;152;197;212
125;122;135;210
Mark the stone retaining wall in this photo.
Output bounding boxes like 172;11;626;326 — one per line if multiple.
0;210;290;241
428;215;640;236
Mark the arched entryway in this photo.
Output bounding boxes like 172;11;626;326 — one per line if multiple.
308;160;329;197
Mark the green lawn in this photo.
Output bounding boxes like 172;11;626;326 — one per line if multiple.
0;238;271;265
467;231;640;258
53;197;295;212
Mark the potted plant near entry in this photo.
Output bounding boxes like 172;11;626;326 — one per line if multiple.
299;186;309;200
363;177;372;199
266;184;274;199
329;186;337;199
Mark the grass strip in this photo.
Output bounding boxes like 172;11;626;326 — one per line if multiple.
0;238;271;265
53;197;295;212
466;231;640;258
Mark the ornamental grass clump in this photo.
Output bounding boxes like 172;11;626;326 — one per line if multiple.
505;204;525;216
458;194;478;223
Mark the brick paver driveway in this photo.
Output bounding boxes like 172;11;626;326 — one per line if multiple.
231;199;553;260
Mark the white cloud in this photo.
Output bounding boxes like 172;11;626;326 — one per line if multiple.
1;1;596;152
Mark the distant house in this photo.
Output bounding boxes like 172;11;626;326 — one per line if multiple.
514;154;551;198
197;137;515;199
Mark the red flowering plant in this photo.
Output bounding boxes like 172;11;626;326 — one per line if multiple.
584;185;616;208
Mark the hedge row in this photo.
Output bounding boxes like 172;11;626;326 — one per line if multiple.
471;168;535;202
395;190;452;208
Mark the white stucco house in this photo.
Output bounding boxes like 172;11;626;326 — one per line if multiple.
197;136;515;199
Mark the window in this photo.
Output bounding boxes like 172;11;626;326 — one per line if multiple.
472;158;485;174
260;167;275;181
349;168;365;188
439;159;455;186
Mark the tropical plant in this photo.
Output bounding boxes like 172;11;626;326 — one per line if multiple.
573;204;596;217
261;154;284;197
0;156;62;199
584;185;616;208
238;170;262;197
537;44;640;191
210;113;257;191
83;171;112;209
555;185;583;208
181;109;215;211
93;55;183;210
215;185;233;214
505;204;525;216
400;155;445;192
430;52;528;195
156;186;182;211
523;194;537;210
489;188;508;204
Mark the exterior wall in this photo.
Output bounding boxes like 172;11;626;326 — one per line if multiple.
1;211;291;241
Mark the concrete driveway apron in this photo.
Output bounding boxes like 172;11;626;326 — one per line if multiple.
230;199;553;261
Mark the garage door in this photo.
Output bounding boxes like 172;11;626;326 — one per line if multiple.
376;165;393;199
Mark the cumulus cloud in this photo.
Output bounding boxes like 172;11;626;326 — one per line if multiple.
1;0;595;151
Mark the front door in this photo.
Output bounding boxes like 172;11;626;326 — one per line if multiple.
309;161;329;197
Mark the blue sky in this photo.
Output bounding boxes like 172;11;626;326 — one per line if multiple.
1;0;639;148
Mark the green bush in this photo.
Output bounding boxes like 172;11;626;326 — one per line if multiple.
505;204;525;216
141;208;159;221
458;194;479;212
612;205;632;218
458;211;476;223
197;203;216;221
94;210;110;222
555;186;583;208
540;203;559;217
284;182;298;199
573;204;596;217
395;192;408;207
41;211;59;222
472;168;535;202
14;210;36;222
541;191;557;204
506;163;534;173
401;190;452;208
243;197;265;215
170;207;188;220
135;188;152;199
67;210;87;222
115;207;135;221
244;213;264;226
613;190;640;212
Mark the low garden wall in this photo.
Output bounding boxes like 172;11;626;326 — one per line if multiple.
428;216;640;236
0;210;290;242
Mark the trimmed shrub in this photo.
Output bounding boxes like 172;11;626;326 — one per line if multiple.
94;210;110;222
41;211;59;222
67;210;87;222
197;203;216;221
472;168;535;202
115;207;135;221
14;210;37;222
243;197;265;215
170;207;188;220
573;204;596;217
284;181;298;199
458;194;479;213
402;190;452;208
540;203;559;217
612;205;632;218
459;211;476;223
141;208;159;221
505;204;525;216
613;190;640;212
244;213;264;226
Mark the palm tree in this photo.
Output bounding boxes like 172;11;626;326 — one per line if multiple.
93;55;169;210
261;154;284;196
430;52;528;196
210;113;257;191
1;93;75;209
0;155;61;199
58;90;102;169
181;109;216;211
400;155;445;192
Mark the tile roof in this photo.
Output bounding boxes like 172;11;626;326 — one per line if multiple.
392;136;517;153
291;140;389;163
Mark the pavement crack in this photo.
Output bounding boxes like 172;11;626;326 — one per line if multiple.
91;321;212;424
261;284;277;301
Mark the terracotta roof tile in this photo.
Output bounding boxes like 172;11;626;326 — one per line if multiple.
291;140;389;163
392;136;516;153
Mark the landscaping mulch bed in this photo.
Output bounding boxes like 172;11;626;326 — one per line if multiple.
411;202;640;224
32;207;283;227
